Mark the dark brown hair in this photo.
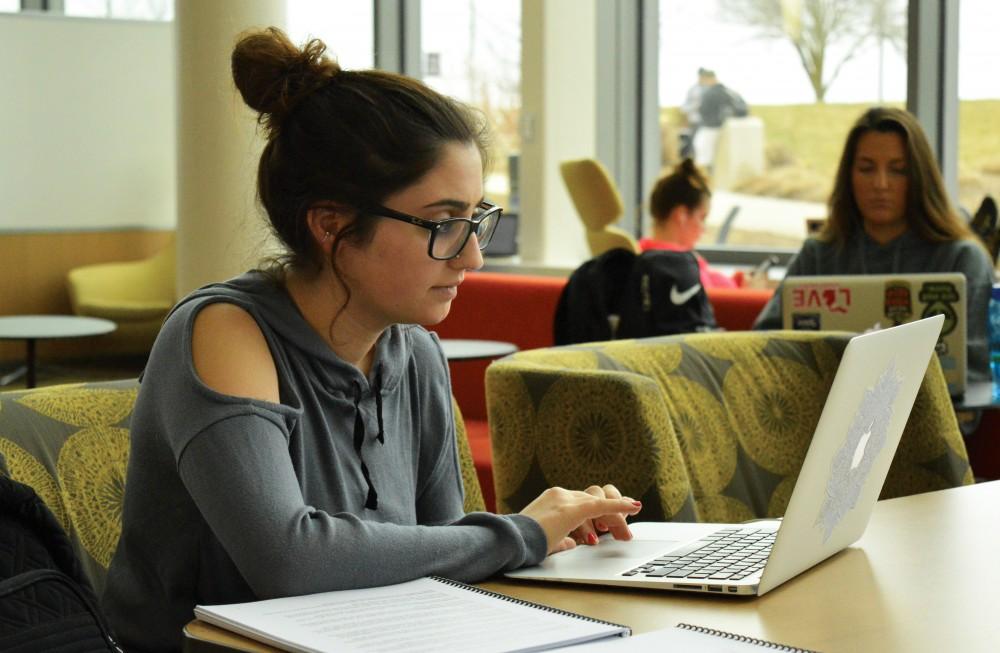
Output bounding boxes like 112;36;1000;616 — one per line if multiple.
822;106;974;245
648;158;711;224
231;27;491;274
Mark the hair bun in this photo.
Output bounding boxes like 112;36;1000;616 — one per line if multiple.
676;157;697;176
676;157;709;189
231;27;340;134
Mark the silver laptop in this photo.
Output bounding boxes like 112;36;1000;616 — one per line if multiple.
780;273;966;396
505;316;943;597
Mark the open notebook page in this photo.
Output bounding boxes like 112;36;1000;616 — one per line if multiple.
195;576;628;653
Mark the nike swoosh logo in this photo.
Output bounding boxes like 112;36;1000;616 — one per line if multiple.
669;283;702;305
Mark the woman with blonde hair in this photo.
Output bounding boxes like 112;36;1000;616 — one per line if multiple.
753;106;993;382
102;28;640;652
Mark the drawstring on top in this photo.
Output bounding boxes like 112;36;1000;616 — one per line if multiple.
351;369;386;510
373;367;385;445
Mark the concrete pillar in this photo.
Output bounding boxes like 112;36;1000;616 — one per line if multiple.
175;0;287;295
518;0;598;267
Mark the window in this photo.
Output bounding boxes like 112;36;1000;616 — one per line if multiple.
64;0;173;20
3;0;173;19
420;0;521;213
958;0;1000;217
286;0;374;70
658;0;908;252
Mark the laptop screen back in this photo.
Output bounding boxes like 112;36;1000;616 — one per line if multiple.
780;273;966;395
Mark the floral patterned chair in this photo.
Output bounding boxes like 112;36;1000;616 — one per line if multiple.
485;331;972;520
0;379;484;596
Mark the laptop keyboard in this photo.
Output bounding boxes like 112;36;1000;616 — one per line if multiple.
620;527;776;581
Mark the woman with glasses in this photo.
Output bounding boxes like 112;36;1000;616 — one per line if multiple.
103;28;641;651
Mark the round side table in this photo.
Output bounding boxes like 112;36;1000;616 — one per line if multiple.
439;339;518;362
0;315;117;388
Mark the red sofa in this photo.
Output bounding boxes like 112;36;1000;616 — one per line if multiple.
429;270;774;511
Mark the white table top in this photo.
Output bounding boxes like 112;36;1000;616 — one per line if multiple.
439;338;518;361
0;315;117;340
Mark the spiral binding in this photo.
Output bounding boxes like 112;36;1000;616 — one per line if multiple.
429;577;631;635
675;623;819;652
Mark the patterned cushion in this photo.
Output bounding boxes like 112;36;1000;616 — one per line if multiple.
452;397;486;514
0;379;135;599
485;331;972;520
0;379;484;596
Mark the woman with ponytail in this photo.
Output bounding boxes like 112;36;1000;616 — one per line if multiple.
641;158;741;288
102;27;640;652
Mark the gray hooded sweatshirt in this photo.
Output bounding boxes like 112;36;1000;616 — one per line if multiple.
102;271;546;652
753;230;994;382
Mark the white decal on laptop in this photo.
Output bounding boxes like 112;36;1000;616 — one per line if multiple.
816;359;902;542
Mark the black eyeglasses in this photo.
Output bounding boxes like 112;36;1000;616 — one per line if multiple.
364;201;503;260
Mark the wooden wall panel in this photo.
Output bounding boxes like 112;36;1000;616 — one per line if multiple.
0;230;173;364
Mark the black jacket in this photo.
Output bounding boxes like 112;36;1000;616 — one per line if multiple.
0;473;121;652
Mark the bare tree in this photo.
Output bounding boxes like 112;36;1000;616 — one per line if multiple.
870;0;907;101
718;0;904;103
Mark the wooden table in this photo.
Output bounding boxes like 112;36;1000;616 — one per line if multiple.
0;315;116;388
183;481;1000;652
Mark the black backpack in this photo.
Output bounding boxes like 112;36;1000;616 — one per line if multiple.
554;248;636;344
618;249;718;339
554;248;717;345
0;474;122;653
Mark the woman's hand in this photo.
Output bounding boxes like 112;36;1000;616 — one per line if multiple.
519;485;641;555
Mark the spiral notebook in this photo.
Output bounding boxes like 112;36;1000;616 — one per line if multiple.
194;576;629;653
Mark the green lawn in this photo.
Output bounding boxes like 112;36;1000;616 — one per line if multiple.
959;100;1000;173
750;102;902;176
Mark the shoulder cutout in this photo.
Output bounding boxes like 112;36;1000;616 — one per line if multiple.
191;302;280;403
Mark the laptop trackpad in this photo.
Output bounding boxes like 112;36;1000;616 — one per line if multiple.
511;539;682;579
567;538;680;561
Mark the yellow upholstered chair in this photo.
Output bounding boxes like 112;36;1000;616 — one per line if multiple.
485;331;971;520
0;379;484;596
560;158;639;256
66;240;177;356
452;396;486;513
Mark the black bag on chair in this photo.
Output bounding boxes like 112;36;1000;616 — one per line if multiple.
0;473;122;653
617;250;718;339
554;248;717;345
554;247;636;344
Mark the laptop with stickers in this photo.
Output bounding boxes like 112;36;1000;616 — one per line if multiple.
505;316;942;597
779;273;966;396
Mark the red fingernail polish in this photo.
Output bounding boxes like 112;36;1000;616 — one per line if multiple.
587;533;599;545
632;501;642;507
